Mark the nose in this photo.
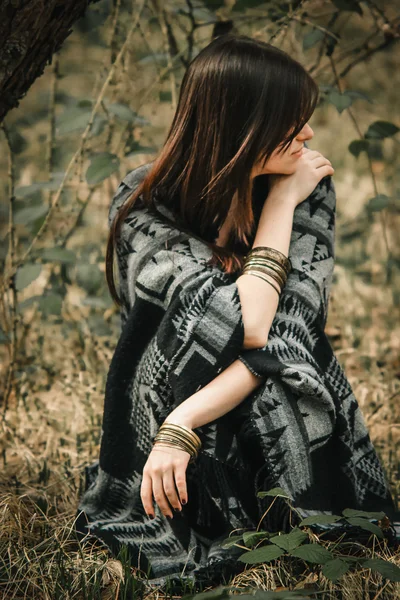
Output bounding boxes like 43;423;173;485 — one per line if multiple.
298;123;314;140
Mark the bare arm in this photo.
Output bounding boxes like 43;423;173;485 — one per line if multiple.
164;356;263;429
164;190;295;430
238;190;296;349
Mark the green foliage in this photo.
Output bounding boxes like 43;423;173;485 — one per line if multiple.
238;544;285;564
257;487;291;499
290;544;333;564
348;139;370;158
321;558;350;581
362;558;400;582
41;248;76;264
366;194;391;213
86;152;120;185
15;263;42;291
365;120;400;140
299;514;342;526
56;105;107;136
302;28;325;50
213;485;399;590
268;528;308;552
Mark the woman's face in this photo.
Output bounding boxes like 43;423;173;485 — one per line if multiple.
251;122;314;178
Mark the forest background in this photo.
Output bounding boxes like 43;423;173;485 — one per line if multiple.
0;0;399;598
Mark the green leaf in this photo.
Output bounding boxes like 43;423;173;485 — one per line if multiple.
300;514;342;526
321;558;350;581
242;530;271;547
124;142;158;157
38;293;63;316
238;544;285;564
138;52;170;66
14;205;49;225
366;194;390;213
303;28;325;50
0;325;8;344
15;176;64;198
269;528;308;552
290;543;333;564
348;139;369;158
107;103;150;125
345;517;384;539
159;91;173;103
181;583;233;600
331;0;363;15
257;487;291;499
327;90;353;114
76;264;104;295
41;248;76;264
342;508;386;519
363;558;400;582
107;102;137;122
56;106;106;136
86;153;120;186
219;534;244;549
364;120;400;140
344;90;373;103
15;264;42;291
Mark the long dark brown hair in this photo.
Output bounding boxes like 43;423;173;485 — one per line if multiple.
106;33;319;307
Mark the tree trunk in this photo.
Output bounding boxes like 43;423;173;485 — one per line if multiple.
0;0;100;122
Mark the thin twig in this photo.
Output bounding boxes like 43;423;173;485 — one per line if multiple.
0;0;147;295
329;55;392;275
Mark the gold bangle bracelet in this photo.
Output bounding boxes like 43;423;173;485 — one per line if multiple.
153;436;198;457
243;260;287;288
246;247;291;274
154;429;199;449
246;253;291;277
244;267;285;290
242;269;281;295
158;428;201;451
160;422;202;448
154;432;199;455
244;255;288;276
159;423;201;448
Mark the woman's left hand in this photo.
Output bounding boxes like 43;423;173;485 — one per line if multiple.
140;444;190;519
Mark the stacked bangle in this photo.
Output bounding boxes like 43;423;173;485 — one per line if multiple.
242;246;291;296
152;422;202;463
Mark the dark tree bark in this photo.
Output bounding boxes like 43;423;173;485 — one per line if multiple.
0;0;101;122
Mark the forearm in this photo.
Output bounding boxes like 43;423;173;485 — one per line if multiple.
164;358;265;430
236;191;296;347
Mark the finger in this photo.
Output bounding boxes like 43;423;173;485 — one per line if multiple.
162;470;181;511
319;165;335;176
140;471;154;518
310;156;332;168
152;471;173;518
174;465;188;506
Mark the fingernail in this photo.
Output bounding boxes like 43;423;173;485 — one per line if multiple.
181;499;187;505
174;507;181;512
148;514;154;520
166;514;173;519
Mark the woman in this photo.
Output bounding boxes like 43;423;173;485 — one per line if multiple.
76;34;397;589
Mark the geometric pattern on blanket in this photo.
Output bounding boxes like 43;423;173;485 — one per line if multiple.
76;159;398;590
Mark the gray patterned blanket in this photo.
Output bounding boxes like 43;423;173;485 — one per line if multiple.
76;161;398;590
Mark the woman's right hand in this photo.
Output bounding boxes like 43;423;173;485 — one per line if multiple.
267;148;335;207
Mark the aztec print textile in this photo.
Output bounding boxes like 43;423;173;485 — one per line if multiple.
76;160;398;590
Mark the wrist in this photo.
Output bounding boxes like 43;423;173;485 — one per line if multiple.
163;413;195;431
264;189;297;210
